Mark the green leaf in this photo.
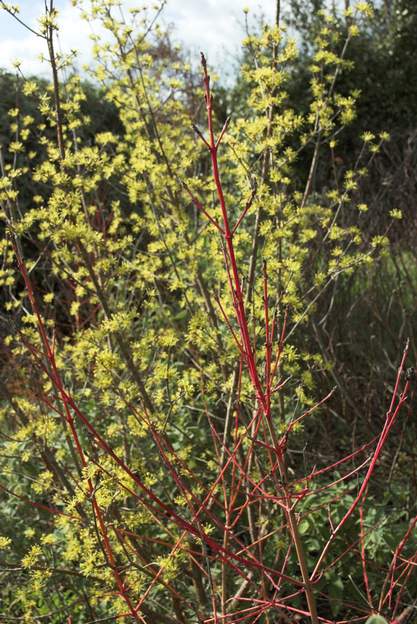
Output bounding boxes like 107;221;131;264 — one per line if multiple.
365;616;389;624
329;577;344;616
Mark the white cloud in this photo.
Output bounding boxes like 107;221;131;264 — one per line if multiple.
0;0;276;78
0;30;46;76
163;0;275;68
0;1;95;76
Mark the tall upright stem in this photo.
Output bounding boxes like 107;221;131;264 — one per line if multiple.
200;54;319;624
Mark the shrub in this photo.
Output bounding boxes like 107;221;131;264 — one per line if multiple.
0;1;415;623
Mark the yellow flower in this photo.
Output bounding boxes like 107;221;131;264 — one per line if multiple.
0;536;12;549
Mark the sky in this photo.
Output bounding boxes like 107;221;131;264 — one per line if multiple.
0;0;277;78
